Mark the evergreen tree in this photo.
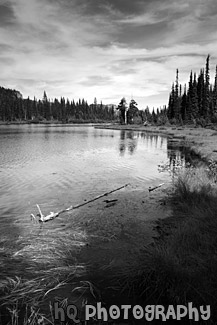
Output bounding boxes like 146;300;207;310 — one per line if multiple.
127;99;138;124
203;54;210;117
117;97;127;124
181;84;187;121
186;71;193;121
32;96;38;119
42;91;51;120
213;65;217;114
197;69;205;117
26;96;32;120
191;73;199;118
151;109;157;123
144;106;152;123
167;83;175;119
60;97;66;121
66;99;70;122
174;69;181;120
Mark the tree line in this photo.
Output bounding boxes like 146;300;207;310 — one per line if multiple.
0;89;116;123
167;55;217;125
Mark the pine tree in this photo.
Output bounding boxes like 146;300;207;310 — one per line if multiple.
42;91;51;120
152;109;157;123
167;83;175;119
127;99;138;124
186;71;193;121
117;97;127;124
142;106;151;123
32;96;38;119
197;69;205;117
66;99;70;122
60;97;66;121
213;65;217;114
203;54;210;117
174;69;181;120
71;100;76;119
191;73;199;118
181;84;187;121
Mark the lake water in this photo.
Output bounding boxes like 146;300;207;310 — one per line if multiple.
0;124;183;239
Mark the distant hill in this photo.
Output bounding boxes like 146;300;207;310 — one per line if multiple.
0;86;22;99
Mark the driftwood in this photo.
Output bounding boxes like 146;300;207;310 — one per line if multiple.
31;184;129;223
148;183;164;192
103;199;118;203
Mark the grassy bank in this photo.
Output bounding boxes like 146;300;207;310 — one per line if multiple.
116;166;217;324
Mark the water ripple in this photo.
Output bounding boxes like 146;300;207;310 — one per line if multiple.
0;125;172;237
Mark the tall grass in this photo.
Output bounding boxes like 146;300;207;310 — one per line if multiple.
118;167;217;323
0;229;87;324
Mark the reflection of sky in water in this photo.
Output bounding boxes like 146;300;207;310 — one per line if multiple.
0;125;186;237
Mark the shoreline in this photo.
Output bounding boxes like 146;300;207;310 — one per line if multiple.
95;124;217;161
0;120;115;126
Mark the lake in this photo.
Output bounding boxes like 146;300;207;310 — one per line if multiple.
0;124;191;322
0;124;184;239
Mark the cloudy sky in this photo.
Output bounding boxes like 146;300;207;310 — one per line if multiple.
0;0;217;108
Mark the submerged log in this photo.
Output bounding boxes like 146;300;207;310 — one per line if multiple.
31;184;130;223
148;183;164;192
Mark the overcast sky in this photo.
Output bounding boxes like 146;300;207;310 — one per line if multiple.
0;0;217;109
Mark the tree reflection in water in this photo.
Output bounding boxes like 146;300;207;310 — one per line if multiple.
119;130;139;156
119;131;168;156
159;139;203;179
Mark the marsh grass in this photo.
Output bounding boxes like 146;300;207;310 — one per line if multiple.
0;228;87;324
116;167;217;323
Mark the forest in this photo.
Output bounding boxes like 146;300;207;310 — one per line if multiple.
0;90;116;123
167;55;217;125
117;55;217;126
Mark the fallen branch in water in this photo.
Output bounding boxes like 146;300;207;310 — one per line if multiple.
31;184;130;223
103;199;118;203
148;183;165;192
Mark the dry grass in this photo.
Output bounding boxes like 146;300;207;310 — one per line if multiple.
0;228;87;324
116;167;217;324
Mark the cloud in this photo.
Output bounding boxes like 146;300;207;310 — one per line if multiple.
0;0;216;108
118;13;165;26
0;2;16;26
80;75;113;87
74;0;145;17
0;42;13;52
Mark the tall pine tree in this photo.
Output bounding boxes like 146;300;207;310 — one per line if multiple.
212;65;217;115
203;54;210;117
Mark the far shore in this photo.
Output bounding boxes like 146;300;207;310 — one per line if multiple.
0;120;115;126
